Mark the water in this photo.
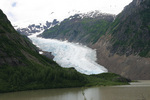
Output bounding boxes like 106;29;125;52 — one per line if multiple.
28;33;107;75
0;80;150;100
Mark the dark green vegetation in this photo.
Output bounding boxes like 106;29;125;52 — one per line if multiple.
108;0;150;57
0;65;130;93
86;73;130;86
0;9;130;93
40;13;114;44
0;66;87;93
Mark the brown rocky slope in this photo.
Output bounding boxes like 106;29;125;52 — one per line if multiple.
92;35;150;80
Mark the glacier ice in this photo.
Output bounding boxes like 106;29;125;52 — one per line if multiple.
29;33;108;75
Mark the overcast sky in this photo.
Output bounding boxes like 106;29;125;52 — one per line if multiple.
0;0;132;27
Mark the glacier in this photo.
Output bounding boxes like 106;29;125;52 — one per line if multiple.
29;33;108;75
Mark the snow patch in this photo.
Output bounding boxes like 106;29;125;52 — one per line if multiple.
39;51;43;54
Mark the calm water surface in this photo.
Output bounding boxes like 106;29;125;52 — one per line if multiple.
0;80;150;100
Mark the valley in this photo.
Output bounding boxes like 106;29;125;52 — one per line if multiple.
25;0;150;80
0;9;130;93
0;0;150;96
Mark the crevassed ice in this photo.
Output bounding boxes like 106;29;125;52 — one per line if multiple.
29;33;108;75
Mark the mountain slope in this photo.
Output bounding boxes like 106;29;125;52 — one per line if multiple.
93;0;150;80
39;11;115;45
108;0;150;57
0;9;130;93
0;9;55;67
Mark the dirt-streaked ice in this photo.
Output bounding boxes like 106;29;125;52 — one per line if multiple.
29;33;108;75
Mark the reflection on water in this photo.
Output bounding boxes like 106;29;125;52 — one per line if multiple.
0;80;150;100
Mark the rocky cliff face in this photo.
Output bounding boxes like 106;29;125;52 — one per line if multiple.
108;0;150;57
93;0;150;80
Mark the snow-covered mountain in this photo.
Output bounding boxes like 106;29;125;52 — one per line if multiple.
39;11;115;45
15;10;115;36
77;10;115;19
15;19;59;36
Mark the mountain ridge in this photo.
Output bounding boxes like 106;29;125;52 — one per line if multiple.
15;19;59;36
